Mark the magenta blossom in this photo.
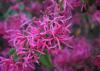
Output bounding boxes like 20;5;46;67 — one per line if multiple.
1;0;73;71
96;0;100;7
0;57;35;71
53;48;71;71
93;55;100;68
0;22;5;36
71;38;91;63
92;11;100;23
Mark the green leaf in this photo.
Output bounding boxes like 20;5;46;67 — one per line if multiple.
4;9;17;18
9;48;19;61
25;11;32;18
9;48;16;55
81;0;86;3
7;9;17;15
13;54;19;62
19;4;25;11
82;13;89;22
39;50;53;69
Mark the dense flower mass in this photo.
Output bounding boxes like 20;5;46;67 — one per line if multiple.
0;0;100;71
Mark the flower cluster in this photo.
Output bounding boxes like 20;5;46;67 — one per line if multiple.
0;0;100;71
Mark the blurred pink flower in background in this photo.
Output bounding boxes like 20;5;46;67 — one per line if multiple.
93;55;100;68
96;0;100;7
0;22;5;36
71;38;91;63
92;11;100;23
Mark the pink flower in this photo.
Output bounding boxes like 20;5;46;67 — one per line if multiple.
71;38;91;63
96;0;100;7
92;11;100;23
0;57;35;71
0;22;5;36
93;55;100;68
63;0;81;10
5;13;30;31
72;13;82;24
3;1;72;70
4;13;44;65
53;48;71;71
